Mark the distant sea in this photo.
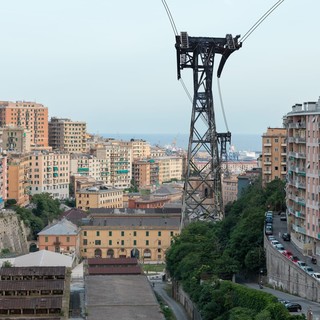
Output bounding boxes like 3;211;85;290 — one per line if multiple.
101;133;261;152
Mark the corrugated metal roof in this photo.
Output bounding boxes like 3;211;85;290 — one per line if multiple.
0;266;66;277
0;296;62;309
0;279;64;291
38;218;78;236
88;257;138;265
88;266;142;275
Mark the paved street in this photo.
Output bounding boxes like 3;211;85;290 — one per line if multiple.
152;281;190;320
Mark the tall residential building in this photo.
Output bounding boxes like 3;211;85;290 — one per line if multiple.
132;160;151;189
7;153;30;206
29;151;70;199
0;126;31;153
261;127;287;186
0;101;48;147
284;97;320;255
49;117;87;153
0;155;7;208
130;139;151;160
70;154;102;181
222;174;238;207
151;156;183;185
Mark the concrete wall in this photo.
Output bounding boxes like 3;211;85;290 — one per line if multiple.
0;209;29;254
265;235;320;302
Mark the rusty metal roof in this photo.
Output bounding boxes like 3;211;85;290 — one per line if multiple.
0;296;62;309
88;266;142;275
88;257;138;265
0;279;65;291
0;266;66;277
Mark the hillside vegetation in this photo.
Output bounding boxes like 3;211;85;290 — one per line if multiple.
166;179;305;319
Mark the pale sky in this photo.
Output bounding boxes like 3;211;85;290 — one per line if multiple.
1;0;319;135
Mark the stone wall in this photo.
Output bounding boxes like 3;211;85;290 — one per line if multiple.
0;209;29;254
265;235;320;302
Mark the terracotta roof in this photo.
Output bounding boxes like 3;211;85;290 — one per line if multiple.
88;257;138;266
0;296;62;309
88;266;142;275
0;266;66;277
0;279;64;291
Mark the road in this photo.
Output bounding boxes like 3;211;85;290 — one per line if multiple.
246;282;320;319
152;281;190;320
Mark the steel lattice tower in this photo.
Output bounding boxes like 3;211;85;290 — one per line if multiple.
175;32;241;227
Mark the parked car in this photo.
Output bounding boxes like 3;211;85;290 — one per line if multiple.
290;256;299;263
265;210;273;217
282;250;293;259
280;212;287;221
275;243;285;252
268;235;276;241
302;265;314;275
312;272;320;281
282;233;291;241
265;216;273;223
297;261;306;269
271;240;280;247
285;302;302;312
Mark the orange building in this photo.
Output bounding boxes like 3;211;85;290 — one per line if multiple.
7;153;30;206
37;219;79;255
0;101;48;147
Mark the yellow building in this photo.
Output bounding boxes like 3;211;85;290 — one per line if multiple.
7;153;30;206
76;186;123;210
80;212;180;262
261;127;287;186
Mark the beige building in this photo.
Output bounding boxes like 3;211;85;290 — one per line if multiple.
130;139;151;160
221;160;258;175
0;126;31;153
80;212;180;262
70;154;102;181
49;117;87;153
7;153;30;206
0;101;48;147
152;156;183;185
95;142;132;189
29;151;70;199
150;146;166;158
222;174;238;207
76;186;123;211
261;127;287;186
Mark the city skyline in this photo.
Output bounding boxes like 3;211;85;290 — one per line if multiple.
1;0;319;135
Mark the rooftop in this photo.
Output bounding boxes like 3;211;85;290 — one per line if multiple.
38;218;78;236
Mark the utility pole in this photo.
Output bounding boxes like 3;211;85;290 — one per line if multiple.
175;32;241;227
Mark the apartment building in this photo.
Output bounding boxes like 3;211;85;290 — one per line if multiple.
132;159;151;188
130;139;151;160
29;151;70;199
49;117;87;153
284;98;320;255
95;142;132;188
261;127;287;186
222;174;238;207
7;153;30;206
151;156;183;185
70;154;102;181
0;101;48;147
0;126;31;153
0;155;7;208
76;185;123;211
80;212;180;261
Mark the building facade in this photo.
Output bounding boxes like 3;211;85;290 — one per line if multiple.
0;101;48;147
261;127;287;186
0;126;31;153
284;98;320;255
76;186;123;210
80;213;180;262
29;151;70;199
132;160;151;189
222;174;238;207
49;117;87;153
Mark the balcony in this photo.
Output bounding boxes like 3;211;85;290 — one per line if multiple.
288;137;306;144
264;161;271;165
288;122;306;129
288;151;306;159
263;143;271;147
292;224;306;235
263;170;272;175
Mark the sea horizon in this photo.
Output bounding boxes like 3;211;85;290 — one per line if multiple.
101;132;262;152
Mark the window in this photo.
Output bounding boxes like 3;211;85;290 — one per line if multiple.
45;236;48;243
133;240;137;246
121;231;124;236
66;236;70;242
109;231;112;236
96;231;100;236
158;231;161;237
158;240;161;245
109;240;112;245
170;231;174;236
95;240;101;245
158;248;161;253
146;231;149;237
133;231;137;237
83;239;87;245
45;246;48;250
84;231;87;236
275;166;278;171
121;240;124;246
146;240;149;245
